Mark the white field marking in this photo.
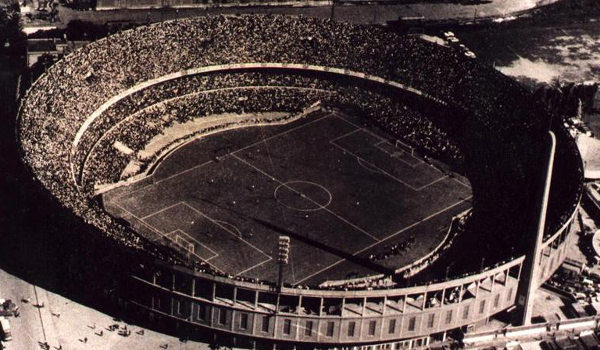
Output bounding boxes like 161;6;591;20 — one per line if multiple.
112;159;213;203
321;206;380;241
113;112;334;202
329;141;418;191
111;201;224;273
335;112;470;190
162;229;180;239
352;195;472;256
159;227;219;261
70;62;447;187
215;220;243;237
411;161;471;191
163;234;212;265
231;154;380;242
141;201;188;220
450;176;472;189
274;180;333;212
294;196;472;284
357;158;384;175
334;113;433;169
374;139;424;168
330;138;450;192
414;174;450;191
234;256;273;277
181;202;271;260
112;201;166;237
332;112;364;129
80;86;332;184
327;128;362;144
230;112;333;156
294;259;346;285
102;114;295;197
173;229;219;261
352;126;427;169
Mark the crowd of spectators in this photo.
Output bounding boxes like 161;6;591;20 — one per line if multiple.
84;85;337;188
73;71;338;184
78;71;459;192
17;14;582;289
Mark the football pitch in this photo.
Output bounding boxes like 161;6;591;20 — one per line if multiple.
104;111;472;285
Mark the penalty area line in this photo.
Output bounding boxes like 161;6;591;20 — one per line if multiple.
182;202;271;260
234;256;273;277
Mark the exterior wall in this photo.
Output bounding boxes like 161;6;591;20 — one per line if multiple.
536;195;578;289
127;257;524;345
537;222;573;286
125;207;578;346
78;63;579;346
74;57;577;349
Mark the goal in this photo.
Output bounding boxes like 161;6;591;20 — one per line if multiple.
174;234;195;254
395;139;415;156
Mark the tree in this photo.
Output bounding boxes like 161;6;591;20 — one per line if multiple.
0;2;24;55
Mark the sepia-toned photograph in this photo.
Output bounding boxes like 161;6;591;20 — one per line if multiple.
0;0;599;349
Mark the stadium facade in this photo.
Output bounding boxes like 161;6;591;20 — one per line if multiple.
127;229;571;347
17;15;583;349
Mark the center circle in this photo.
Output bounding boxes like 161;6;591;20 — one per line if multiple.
274;180;333;212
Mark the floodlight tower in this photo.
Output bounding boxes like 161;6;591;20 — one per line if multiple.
277;235;290;291
516;130;556;325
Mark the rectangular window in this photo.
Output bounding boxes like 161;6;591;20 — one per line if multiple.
445;310;453;324
305;321;313;336
197;304;205;321
327;322;334;337
261;315;269;332
218;308;227;325
368;320;376;336
479;300;486;314
348;321;356;337
427;314;435;328
283;319;291;335
408;316;416;331
494;294;500;308
174;299;181;314
463;305;470;320
507;288;513;301
240;313;248;330
388;319;396;334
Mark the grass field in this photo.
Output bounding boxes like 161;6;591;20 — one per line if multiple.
104;111;472;285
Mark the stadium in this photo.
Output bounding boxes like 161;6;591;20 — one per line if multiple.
17;15;583;349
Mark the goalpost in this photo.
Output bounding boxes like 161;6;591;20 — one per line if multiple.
174;234;195;254
395;139;415;156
